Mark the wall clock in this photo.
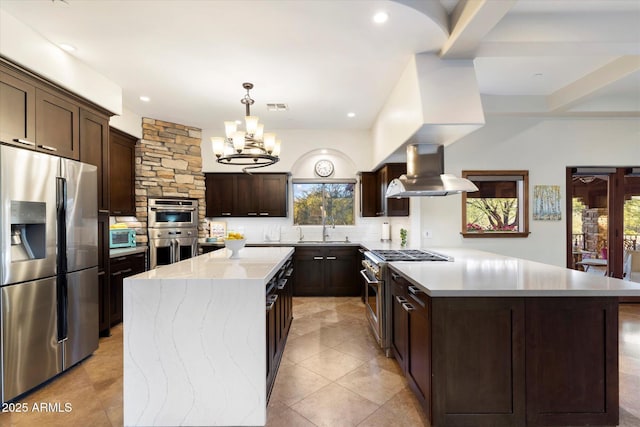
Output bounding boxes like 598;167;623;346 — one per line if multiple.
314;159;334;177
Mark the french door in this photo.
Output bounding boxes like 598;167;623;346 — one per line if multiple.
566;167;640;282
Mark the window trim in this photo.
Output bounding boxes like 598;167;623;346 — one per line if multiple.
460;170;530;238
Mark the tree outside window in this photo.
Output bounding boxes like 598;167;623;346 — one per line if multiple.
461;171;530;238
293;182;355;225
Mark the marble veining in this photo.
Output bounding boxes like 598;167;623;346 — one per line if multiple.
391;248;640;297
124;247;294;426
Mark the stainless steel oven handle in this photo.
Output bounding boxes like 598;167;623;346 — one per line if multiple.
360;269;380;285
149;207;196;212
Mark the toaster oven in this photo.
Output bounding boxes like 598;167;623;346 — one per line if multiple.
110;228;136;248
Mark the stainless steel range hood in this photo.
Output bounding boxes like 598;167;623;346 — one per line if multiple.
386;144;478;197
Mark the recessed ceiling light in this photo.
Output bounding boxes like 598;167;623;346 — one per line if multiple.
59;43;76;52
52;0;70;6
347;112;356;118
139;96;150;102
373;11;389;24
533;73;544;78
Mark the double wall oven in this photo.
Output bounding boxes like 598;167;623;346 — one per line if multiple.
148;198;198;269
361;249;451;356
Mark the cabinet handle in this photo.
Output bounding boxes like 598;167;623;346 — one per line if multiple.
248;212;258;216
13;138;35;147
285;267;294;277
402;302;414;312
277;278;287;290
38;144;58;152
326;256;337;260
112;271;122;277
408;285;423;295
112;211;122;215
115;256;127;262
221;212;231;216
121;268;132;274
259;213;270;216
391;272;401;280
266;294;278;311
313;256;324;260
395;295;407;304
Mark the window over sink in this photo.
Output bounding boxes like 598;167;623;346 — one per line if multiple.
293;181;355;226
461;170;530;238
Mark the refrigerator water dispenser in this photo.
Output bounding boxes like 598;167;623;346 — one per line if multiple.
10;200;46;261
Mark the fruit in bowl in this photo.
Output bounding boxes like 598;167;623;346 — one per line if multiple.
224;233;246;258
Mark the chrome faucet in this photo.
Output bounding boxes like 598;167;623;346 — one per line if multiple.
322;216;335;242
296;225;304;242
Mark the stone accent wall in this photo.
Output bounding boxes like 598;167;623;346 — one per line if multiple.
133;118;206;238
582;208;608;254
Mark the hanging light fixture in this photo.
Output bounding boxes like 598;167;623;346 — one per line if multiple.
211;82;281;172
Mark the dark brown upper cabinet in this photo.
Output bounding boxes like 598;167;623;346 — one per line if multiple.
361;163;409;217
205;173;288;217
0;67;36;148
35;89;80;159
109;127;137;216
80;109;110;211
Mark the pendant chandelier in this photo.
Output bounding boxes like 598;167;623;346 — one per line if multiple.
211;82;281;172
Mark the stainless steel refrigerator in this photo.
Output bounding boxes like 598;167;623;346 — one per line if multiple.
0;145;98;403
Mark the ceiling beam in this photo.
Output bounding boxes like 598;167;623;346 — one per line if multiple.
547;56;640;112
440;0;516;59
475;42;640;57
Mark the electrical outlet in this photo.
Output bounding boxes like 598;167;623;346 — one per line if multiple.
424;230;433;239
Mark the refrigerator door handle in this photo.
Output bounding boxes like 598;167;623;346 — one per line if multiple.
56;177;69;342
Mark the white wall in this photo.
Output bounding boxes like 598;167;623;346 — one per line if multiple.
0;9;122;115
420;116;640;266
109;107;143;139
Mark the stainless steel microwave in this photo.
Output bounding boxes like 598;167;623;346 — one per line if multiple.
110;229;136;248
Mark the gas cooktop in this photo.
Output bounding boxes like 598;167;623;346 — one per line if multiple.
369;249;451;262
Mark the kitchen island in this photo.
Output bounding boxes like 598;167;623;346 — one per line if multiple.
388;248;640;427
122;246;294;427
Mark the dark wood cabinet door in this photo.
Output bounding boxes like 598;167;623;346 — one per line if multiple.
80;109;110;211
384;163;409;216
525;297;618;427
97;212;110;335
325;247;360;296
293;247;325;296
406;292;431;418
109;265;124;326
235;174;258;216
0;69;36;148
390;276;408;370
431;297;525;427
205;174;234;217
360;172;379;217
259;174;287;217
35;89;80;159
109;128;137;215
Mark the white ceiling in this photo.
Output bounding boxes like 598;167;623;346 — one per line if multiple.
1;0;638;132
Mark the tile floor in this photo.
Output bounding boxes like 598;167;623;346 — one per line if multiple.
1;299;639;427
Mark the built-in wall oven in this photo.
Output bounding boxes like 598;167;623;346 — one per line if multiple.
361;249;452;357
148;198;198;269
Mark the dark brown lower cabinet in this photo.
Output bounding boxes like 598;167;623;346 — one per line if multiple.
389;267;619;427
266;255;294;401
98;212;110;336
109;252;146;326
293;246;359;296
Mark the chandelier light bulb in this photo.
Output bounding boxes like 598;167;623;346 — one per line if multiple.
224;121;237;139
263;133;276;153
245;116;259;135
211;137;225;157
233;131;246;153
272;140;282;157
254;124;264;141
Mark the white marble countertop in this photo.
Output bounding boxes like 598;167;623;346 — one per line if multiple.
390;248;640;297
197;238;409;250
130;246;294;285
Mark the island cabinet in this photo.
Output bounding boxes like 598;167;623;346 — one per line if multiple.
293;245;360;296
389;266;620;427
360;163;409;217
266;255;294;400
205;173;288;217
109;252;146;326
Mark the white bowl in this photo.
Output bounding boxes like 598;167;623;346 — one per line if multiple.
224;239;246;258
